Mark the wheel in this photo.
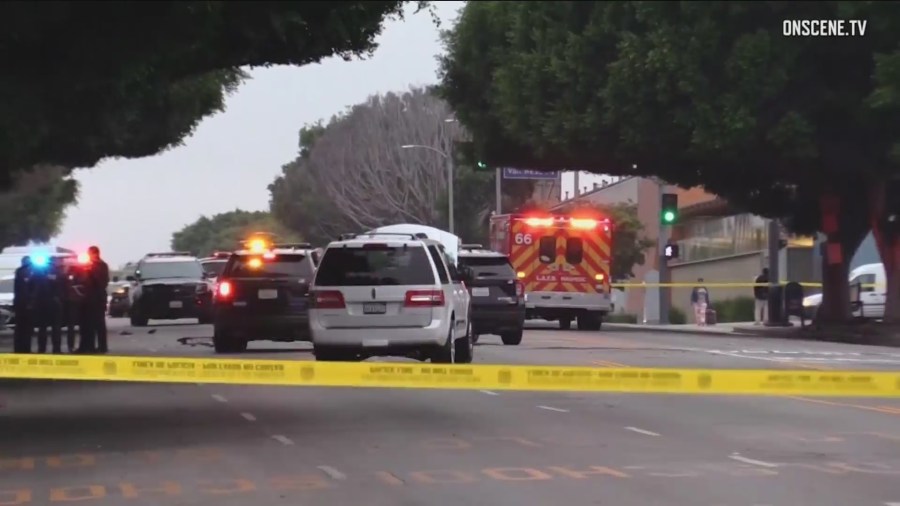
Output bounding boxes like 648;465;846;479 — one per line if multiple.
454;320;474;363
500;329;523;345
559;318;572;331
578;312;603;331
314;346;351;361
130;312;148;327
213;328;246;353
432;323;456;364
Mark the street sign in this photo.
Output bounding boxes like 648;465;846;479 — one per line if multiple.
501;168;559;181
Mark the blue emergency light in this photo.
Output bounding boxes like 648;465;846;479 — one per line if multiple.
32;254;50;268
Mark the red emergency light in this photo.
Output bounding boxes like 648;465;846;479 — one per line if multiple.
77;253;90;264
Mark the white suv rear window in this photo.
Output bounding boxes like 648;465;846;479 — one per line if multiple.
315;245;436;286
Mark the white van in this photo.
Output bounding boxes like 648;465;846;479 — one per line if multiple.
802;262;886;319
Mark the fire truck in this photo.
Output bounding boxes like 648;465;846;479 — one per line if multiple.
489;212;612;330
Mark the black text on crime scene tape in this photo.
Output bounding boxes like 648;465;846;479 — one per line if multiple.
761;373;878;391
525;368;683;386
364;365;480;384
130;360;286;378
0;356;85;370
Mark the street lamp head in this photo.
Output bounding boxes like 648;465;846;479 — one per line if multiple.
400;145;415;149
444;118;457;123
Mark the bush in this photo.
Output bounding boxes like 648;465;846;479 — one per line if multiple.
669;307;687;324
711;297;756;323
607;313;638;324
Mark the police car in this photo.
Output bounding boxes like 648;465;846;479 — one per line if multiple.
308;231;473;363
211;238;320;353
200;252;231;281
457;244;525;345
127;252;214;326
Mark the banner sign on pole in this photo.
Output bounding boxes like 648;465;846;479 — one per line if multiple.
501;168;559;181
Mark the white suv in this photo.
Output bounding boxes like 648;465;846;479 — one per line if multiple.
309;232;473;363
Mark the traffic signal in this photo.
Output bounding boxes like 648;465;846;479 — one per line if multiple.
661;193;678;224
664;242;679;260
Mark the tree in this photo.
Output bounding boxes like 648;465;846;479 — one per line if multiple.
0;2;429;185
306;87;458;229
171;210;300;258
439;1;900;323
0;165;78;249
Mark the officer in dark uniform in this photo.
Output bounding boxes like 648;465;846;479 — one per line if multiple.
60;258;82;353
30;256;64;354
13;256;33;353
85;246;110;354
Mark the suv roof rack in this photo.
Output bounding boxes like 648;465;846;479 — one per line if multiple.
145;252;193;258
461;244;484;250
342;232;429;241
273;242;312;250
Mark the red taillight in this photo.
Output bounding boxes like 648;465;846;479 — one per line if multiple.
313;290;345;309
217;281;233;298
515;281;524;297
404;289;445;307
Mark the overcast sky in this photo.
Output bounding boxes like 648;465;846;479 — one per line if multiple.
53;2;465;268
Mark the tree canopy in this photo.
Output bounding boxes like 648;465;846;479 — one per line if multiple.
0;166;78;250
439;1;900;322
0;2;428;185
171;210;300;258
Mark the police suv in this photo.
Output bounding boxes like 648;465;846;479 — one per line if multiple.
211;240;319;353
127;252;214;326
308;232;473;363
457;244;525;345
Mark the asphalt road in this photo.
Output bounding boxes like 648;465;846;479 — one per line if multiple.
2;318;899;506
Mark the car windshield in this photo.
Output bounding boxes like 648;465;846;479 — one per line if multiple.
201;260;228;277
314;245;435;286
225;254;315;279
460;256;515;278
0;278;13;294
138;260;203;280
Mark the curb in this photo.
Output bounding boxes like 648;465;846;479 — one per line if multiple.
603;323;737;337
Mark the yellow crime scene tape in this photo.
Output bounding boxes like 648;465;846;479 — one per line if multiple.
1;354;898;397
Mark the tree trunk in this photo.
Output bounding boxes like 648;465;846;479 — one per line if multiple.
869;182;900;323
816;191;869;324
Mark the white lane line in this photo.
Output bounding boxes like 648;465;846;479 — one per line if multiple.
537;405;569;413
317;465;348;480
240;412;257;422
479;390;499;396
211;394;228;403
272;435;295;446
729;453;779;468
625;426;660;437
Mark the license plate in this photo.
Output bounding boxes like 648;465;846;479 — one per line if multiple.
169;301;183;309
363;302;387;314
258;289;278;300
472;287;490;297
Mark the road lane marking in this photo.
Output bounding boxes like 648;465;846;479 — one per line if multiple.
625;426;660;437
272;435;294;446
707;350;826;370
317;465;347;480
479;390;499;396
787;396;900;416
537;405;569;413
729;453;779;468
211;394;228;403
240;412;257;422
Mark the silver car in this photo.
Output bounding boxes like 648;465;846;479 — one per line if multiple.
308;232;473;363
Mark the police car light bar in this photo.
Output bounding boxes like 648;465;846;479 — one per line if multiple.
461;244;484;250
146;252;192;257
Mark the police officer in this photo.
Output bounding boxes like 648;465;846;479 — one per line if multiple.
60;258;82;353
13;256;33;353
30;256;64;354
85;246;110;354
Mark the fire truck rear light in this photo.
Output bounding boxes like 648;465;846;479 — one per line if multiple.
516;271;526;279
570;218;597;229
524;217;554;227
405;289;445;307
313;290;345;309
595;273;605;281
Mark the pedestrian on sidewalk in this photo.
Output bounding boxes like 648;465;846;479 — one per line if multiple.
690;278;710;325
754;267;769;325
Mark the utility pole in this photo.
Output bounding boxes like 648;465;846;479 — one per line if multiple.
447;155;455;234
766;218;788;326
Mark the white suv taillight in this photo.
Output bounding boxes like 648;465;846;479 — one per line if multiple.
312;290;345;309
515;281;525;297
404;289;445;307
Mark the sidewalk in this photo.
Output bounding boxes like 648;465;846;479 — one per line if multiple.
605;319;900;347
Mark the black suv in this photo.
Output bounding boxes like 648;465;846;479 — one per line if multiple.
127;252;214;326
212;243;319;353
458;245;525;345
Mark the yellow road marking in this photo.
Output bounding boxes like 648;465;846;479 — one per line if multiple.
786;396;900;416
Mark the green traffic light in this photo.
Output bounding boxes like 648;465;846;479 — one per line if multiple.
476;161;487;169
662;210;676;223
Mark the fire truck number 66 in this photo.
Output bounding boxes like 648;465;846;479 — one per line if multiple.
514;233;533;245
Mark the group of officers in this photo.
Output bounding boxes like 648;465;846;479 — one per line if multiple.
11;246;110;354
